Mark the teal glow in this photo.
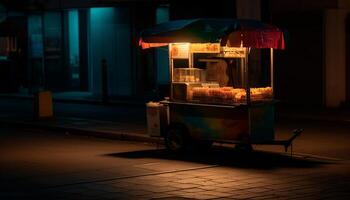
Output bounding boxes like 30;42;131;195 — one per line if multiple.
90;7;115;24
0;55;7;60
28;15;43;58
156;6;169;24
89;7;132;96
68;10;80;67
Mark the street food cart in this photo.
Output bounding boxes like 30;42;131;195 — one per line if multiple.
141;19;302;153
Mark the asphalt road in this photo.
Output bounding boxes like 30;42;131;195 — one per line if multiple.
1;120;350;199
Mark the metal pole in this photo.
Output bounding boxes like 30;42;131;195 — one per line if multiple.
169;44;173;100
245;48;251;138
101;58;108;103
189;43;193;68
240;57;245;87
270;48;274;98
245;48;250;105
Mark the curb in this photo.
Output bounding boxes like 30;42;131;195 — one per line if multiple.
0;120;161;144
0;94;145;106
277;114;350;125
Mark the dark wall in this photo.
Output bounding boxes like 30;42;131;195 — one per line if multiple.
269;0;337;12
169;0;236;20
130;4;157;96
0;16;28;93
272;11;324;107
346;14;350;105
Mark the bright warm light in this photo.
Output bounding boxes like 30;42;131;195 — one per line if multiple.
170;43;190;58
220;46;245;58
190;43;220;53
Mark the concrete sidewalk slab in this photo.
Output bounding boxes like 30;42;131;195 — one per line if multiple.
0;117;160;144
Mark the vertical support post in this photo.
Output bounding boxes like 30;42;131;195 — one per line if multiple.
245;48;251;137
169;44;173;100
240;57;245;87
270;48;274;98
101;58;108;103
189;43;193;68
245;48;250;105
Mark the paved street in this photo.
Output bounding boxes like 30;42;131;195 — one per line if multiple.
1;119;350;200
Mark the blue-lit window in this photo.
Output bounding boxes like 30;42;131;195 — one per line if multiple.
28;15;43;58
68;10;80;80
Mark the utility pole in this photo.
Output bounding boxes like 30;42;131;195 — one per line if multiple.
101;58;108;103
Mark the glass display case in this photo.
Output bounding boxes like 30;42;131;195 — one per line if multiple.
170;44;273;105
173;68;204;83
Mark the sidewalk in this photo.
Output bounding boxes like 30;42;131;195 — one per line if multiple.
276;104;350;123
0;97;157;143
0;91;152;106
0;116;158;143
0;97;350;144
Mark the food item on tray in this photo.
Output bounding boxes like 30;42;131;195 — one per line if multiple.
190;86;272;104
192;87;209;101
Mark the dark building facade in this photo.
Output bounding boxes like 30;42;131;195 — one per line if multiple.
0;0;238;100
0;0;350;107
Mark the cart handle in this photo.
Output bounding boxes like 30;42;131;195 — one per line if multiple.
284;128;303;152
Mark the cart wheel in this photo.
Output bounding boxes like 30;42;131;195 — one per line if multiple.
165;125;189;153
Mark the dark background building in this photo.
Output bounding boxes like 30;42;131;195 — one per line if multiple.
0;0;349;107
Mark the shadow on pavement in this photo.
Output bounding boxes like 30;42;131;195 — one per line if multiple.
105;145;331;170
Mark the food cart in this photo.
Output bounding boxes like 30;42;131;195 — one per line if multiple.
140;19;302;153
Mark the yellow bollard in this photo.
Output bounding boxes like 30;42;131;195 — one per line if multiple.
35;90;53;119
